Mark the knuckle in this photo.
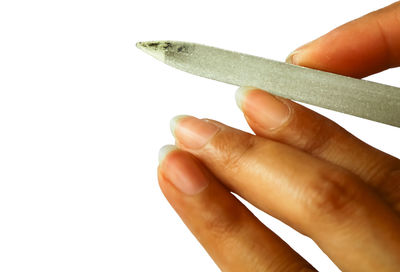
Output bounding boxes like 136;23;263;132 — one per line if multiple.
300;117;336;155
202;203;244;239
209;130;258;174
380;169;400;212
288;105;337;155
303;169;359;219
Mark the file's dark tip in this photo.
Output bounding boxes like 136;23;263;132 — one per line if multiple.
136;41;167;62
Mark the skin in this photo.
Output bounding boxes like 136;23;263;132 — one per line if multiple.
158;2;400;271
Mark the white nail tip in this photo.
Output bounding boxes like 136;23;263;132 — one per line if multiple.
158;145;178;164
169;115;189;137
235;86;255;109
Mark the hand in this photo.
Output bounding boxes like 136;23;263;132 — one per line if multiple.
157;2;400;271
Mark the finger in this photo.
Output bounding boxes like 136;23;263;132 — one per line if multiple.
157;145;315;272
171;116;400;272
286;2;400;78
235;87;400;210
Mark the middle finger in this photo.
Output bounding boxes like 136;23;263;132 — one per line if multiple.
235;87;400;191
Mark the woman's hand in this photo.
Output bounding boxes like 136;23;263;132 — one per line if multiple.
157;2;400;271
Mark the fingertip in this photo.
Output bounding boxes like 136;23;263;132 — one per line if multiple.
170;115;190;137
235;86;255;109
171;115;220;150
238;88;292;131
285;40;314;65
158;148;210;196
285;50;300;65
158;144;178;164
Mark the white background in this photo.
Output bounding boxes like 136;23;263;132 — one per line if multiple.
0;0;399;271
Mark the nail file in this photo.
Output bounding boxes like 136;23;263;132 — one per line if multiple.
136;41;400;128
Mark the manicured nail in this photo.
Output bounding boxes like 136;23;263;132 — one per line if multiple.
170;115;220;149
285;50;300;64
158;145;209;195
286;40;314;65
169;115;189;137
158;144;178;164
235;87;291;130
235;86;254;109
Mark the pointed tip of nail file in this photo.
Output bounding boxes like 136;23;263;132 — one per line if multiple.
135;40;172;62
135;41;144;49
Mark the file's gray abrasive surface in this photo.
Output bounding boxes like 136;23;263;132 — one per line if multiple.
136;41;400;128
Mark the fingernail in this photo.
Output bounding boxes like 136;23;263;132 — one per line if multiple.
169;115;189;137
235;86;254;109
286;40;314;65
170;115;220;149
158;144;178;164
285;50;300;64
158;145;209;195
236;88;290;130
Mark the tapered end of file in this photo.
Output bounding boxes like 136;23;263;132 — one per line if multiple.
136;41;171;62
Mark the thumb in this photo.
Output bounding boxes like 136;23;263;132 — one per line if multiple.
287;2;400;78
